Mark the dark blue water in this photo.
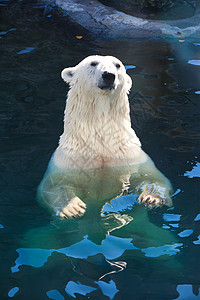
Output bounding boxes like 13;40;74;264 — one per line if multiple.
0;1;200;299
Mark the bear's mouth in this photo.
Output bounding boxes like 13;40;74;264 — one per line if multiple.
98;83;115;91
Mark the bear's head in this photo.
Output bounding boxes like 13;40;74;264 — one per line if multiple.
61;55;132;95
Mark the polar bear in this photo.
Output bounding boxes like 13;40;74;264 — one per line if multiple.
38;55;172;219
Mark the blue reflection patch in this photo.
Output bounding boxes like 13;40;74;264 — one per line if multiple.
142;243;183;257
193;235;200;245
184;163;200;178
96;280;119;300
58;235;137;260
65;280;119;299
65;281;96;298
178;229;193;238
8;287;19;298
194;214;200;221
188;60;200;66
58;236;99;259
46;289;65;300
17;47;36;55
11;248;54;273
103;194;137;214
163;214;181;222
0;28;16;36
162;224;170;229
174;284;200;299
169;223;179;228
125;65;136;70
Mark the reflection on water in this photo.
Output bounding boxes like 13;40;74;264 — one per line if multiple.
188;59;200;66
175;285;200;300
16;47;36;55
184;162;200;178
8;287;19;298
0;0;200;299
12;234;182;272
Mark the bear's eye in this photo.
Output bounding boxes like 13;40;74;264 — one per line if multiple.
115;63;121;69
91;62;98;67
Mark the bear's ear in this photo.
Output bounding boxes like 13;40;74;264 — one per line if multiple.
126;74;132;93
61;67;76;84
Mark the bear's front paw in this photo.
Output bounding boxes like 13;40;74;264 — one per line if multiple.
138;193;171;208
59;197;86;219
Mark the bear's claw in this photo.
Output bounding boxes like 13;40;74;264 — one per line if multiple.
59;197;86;219
138;193;167;208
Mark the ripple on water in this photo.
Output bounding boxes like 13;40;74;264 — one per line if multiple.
16;47;36;55
8;287;19;298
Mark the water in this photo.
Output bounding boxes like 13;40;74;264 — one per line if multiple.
0;0;200;299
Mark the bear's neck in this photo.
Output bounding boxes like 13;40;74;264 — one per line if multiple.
57;88;140;165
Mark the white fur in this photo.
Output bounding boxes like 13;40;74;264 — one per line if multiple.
54;55;144;169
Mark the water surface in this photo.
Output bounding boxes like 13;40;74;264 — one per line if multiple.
0;1;200;299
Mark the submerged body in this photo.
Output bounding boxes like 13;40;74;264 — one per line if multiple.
38;55;172;219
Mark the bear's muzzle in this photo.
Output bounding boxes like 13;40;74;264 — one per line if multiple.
98;71;116;91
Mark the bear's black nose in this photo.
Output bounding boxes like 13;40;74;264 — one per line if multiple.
102;71;115;83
